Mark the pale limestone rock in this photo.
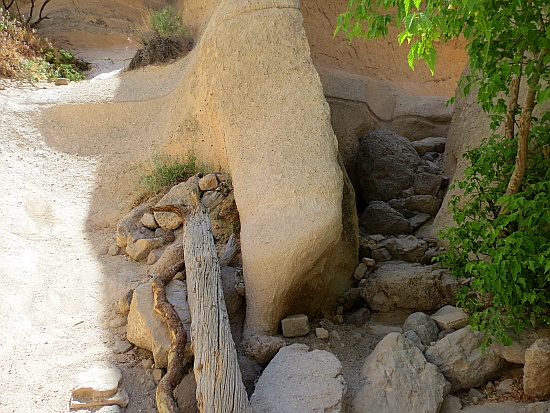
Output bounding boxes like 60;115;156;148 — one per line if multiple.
198;173;218;191
316;328;329;339
140;212;158;230
281;314;310;338
150;243;183;275
361;262;459;312
116;205;154;248
431;305;469;330
251;344;346;413
154;182;195;229
70;362;129;409
524;339;550;399
125;237;164;262
126;281;191;368
424;327;507;391
353;333;450;413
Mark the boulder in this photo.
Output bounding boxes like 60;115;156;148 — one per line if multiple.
361;262;459;312
140;212;158;230
125;237;164;262
353;333;450;413
251;344;346;413
430;305;469;331
403;312;439;346
126;280;192;368
381;236;428;262
154;182;196;229
198;173;218;191
356;129;422;203
424;327;507;391
116;204;154;248
524;338;550;399
411;137;447;155
175;373;199;413
493;328;550;365
388;195;442;217
359;201;412;235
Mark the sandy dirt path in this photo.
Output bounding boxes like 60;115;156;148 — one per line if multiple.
0;84;153;412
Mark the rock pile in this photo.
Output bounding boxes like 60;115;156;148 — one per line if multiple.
357;130;448;234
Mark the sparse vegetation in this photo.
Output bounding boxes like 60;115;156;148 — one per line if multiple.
0;9;87;82
128;4;192;70
135;153;210;203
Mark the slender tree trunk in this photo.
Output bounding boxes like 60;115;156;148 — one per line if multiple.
505;49;548;195
505;73;520;140
183;199;252;413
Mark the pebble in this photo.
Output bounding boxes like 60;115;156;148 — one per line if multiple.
153;368;165;382
141;359;154;370
109;317;127;329
316;328;329;340
108;244;120;256
362;257;376;266
55;78;70;86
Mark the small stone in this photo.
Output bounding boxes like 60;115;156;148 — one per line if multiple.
362;257;376;266
334;315;344;325
353;263;369;281
402;330;425;352
215;172;231;183
330;330;342;342
117;289;133;315
468;388;485;400
173;271;185;281
108;245;120;256
496;378;515;396
235;281;245;297
486;381;495;391
202;190;226;209
154;227;176;243
524;338;550;399
440;395;462;413
281;314;310;338
438;328;455;340
346;308;371;327
198;173;218;191
109;317;127;329
316;328;329;339
336;306;344;316
319;319;334;330
141;359;154;370
368;323;403;335
371;248;392;262
403;312;440;346
153;368;165;382
113;340;132;354
70;362;129;409
98;246;109;256
186;174;200;186
140;212;158;230
55;77;70;86
431;305;469;330
125;238;164;262
241;334;286;365
367;234;386;242
409;212;432;229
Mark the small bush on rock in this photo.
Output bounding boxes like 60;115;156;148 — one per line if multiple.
129;5;192;70
136;153;209;203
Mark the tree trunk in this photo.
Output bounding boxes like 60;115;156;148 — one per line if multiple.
183;200;252;413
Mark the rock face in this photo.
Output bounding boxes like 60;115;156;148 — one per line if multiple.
424;327;507;391
354;333;450;413
126;280;192;368
524;338;550;399
357;129;422;203
361;262;459;312
251;344;346;413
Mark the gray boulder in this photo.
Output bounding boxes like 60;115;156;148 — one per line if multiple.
357;129;422;203
388;195;442;217
403;312;439;346
359;201;412;235
361;262;459;312
251;344;346;413
412;172;444;196
424;327;507;391
353;333;450;413
381;236;428;262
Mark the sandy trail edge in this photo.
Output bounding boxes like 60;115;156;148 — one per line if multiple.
0;80;155;412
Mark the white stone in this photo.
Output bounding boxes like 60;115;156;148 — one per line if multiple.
251;344;346;413
354;333;450;413
70;362;129;409
316;328;329;339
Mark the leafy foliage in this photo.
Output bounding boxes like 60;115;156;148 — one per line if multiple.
336;0;550;343
0;10;86;81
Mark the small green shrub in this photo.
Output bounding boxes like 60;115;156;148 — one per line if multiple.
44;48;88;81
129;5;192;70
136;153;209;203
